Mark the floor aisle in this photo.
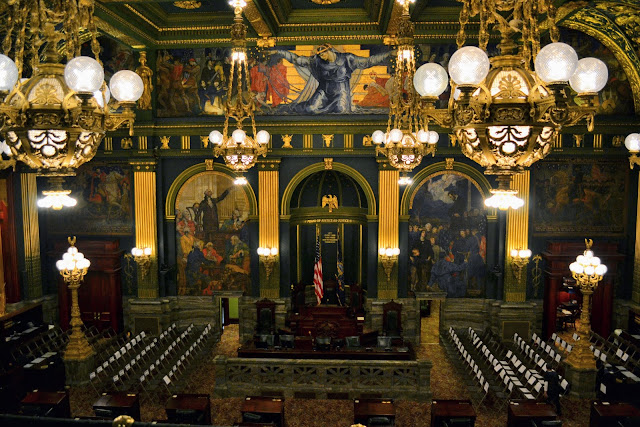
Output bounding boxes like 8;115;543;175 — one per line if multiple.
68;325;592;426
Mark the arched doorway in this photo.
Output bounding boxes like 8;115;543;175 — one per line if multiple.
289;169;369;303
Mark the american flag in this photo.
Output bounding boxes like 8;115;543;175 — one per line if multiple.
313;234;323;305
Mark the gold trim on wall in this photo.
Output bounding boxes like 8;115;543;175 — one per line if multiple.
134;168;159;298
634;173;640;304
378;169;399;299
21;174;42;300
259;168;280;298
504;171;530;303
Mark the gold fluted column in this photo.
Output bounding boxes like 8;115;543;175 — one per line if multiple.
132;161;158;298
258;160;280;299
21;173;42;300
634;174;640;304
378;162;399;300
504;171;530;302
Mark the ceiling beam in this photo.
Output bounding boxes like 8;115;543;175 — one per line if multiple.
245;0;274;38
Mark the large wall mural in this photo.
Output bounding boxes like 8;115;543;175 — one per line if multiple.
46;163;133;235
174;172;251;295
408;172;488;298
155;44;395;117
532;160;627;235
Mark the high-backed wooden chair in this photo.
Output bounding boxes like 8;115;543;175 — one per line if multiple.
290;282;307;313
256;299;276;335
349;283;365;316
382;300;402;339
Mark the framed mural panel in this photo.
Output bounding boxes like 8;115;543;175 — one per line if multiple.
531;159;627;236
174;171;251;295
408;171;488;298
46;162;133;235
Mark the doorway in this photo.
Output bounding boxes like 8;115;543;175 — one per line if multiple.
221;297;239;327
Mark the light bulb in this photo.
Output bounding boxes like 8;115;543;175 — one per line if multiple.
93;85;111;108
448;46;490;86
109;70;144;102
584;265;595;276
625;133;640;153
413;62;449;97
389;129;403;143
270;247;278;256
379;248;386;256
65;56;104;93
535;42;578;84
385;248;393;257
256;130;270;145
569;57;608;94
232;129;246;143
511;249;519;258
144;247;152;256
428;131;439;144
372;130;385;144
209;130;224;146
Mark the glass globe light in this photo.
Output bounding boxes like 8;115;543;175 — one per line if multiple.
511;249;519;258
569;58;608;94
0;54;19;91
234;176;248;185
448;46;490;86
270;247;278;256
413;62;449;97
584;265;595;276
585;250;594;259
534;42;579;84
389;129;403;143
595;264;607;276
392;248;400;256
385;248;393;257
93;85;111;108
64;56;104;93
519;249;532;258
232;129;246;143
379;248;386;256
416;130;429;143
591;256;601;266
625;133;640;153
109;70;144;102
428;131;439;144
256;130;270;145
257;247;265;256
56;260;65;271
209;130;223;145
372;130;386;144
576;255;586;265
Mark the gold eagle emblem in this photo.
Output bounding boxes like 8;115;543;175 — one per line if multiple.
322;195;338;213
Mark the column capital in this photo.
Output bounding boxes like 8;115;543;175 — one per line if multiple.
130;160;157;172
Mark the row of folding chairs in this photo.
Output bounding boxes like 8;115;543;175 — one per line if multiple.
590;331;639;370
11;326;69;364
448;327;490;409
520;333;561;370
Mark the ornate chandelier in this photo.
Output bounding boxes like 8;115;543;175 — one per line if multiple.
0;0;143;208
371;0;438;185
208;0;270;184
413;0;607;209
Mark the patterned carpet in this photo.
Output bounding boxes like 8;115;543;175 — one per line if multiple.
68;325;592;426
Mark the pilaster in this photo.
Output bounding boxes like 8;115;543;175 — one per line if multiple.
634;174;640;304
20;173;42;300
258;160;280;299
377;164;399;300
131;161;159;298
504;171;530;302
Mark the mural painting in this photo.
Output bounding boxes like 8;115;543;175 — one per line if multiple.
408;172;488;298
174;172;250;295
155;44;395;117
46;163;133;235
532;160;626;235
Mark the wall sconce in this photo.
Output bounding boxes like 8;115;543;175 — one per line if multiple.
379;247;400;282
625;133;640;169
257;247;278;280
510;248;532;284
131;246;152;278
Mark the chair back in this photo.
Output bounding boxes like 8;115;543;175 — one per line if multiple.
346;336;361;348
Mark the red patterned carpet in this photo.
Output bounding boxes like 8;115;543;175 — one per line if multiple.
68;325;592;426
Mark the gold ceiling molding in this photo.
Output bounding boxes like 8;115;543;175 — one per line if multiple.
124;4;229;33
94;16;146;49
311;0;341;4
245;0;273;37
264;0;283;27
173;1;201;9
96;3;156;44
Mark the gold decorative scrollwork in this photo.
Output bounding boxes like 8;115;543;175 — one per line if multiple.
173;1;201;9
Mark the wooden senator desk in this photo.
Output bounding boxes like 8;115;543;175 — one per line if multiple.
165;393;211;425
20;390;70;418
507;400;557;427
431;400;476;427
591;401;640;427
241;396;284;427
237;342;414;361
92;392;140;420
353;398;395;425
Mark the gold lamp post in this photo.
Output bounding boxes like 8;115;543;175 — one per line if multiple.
0;0;144;208
510;248;532;286
413;0;608;210
131;246;152;278
625;133;640;169
566;239;607;369
208;0;270;184
56;236;94;361
371;0;438;185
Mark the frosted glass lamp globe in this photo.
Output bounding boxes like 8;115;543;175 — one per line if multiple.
413;63;449;97
389;129;403;143
569;57;608;94
371;130;385;144
534;42;578;84
109;70;144;102
0;54;18;91
448;46;490;86
64;56;104;93
256;130;270;145
625;133;640;153
93;85;111;108
209;130;223;145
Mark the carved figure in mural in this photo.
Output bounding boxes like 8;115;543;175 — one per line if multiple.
356;71;391;107
168;57;191;113
183;58;202;113
156;50;173;112
186;240;208;293
199;59;225;113
197;188;232;242
268;43;391;114
226;235;250;273
249;58;269;109
178;226;197;295
267;57;290;107
135;51;153;110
